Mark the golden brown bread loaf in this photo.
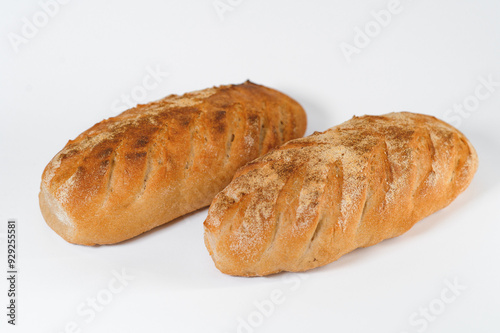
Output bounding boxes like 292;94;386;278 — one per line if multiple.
39;81;307;245
204;112;478;276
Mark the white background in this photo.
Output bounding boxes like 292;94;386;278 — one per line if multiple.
1;0;499;332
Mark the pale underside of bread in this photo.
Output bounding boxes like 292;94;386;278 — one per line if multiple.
39;81;307;245
204;112;478;276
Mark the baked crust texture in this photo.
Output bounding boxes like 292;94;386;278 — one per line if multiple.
40;81;307;245
204;112;478;276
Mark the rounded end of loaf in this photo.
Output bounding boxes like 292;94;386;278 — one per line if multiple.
39;184;83;245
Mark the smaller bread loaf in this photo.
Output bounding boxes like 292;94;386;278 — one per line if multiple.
40;81;307;245
204;112;478;276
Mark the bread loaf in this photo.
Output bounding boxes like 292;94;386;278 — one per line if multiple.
40;81;307;245
204;112;478;276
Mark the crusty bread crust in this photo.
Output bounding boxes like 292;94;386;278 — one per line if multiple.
204;112;478;276
40;81;307;245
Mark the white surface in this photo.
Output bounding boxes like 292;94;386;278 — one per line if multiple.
1;0;499;332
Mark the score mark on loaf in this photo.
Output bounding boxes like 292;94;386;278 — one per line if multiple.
39;81;307;245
